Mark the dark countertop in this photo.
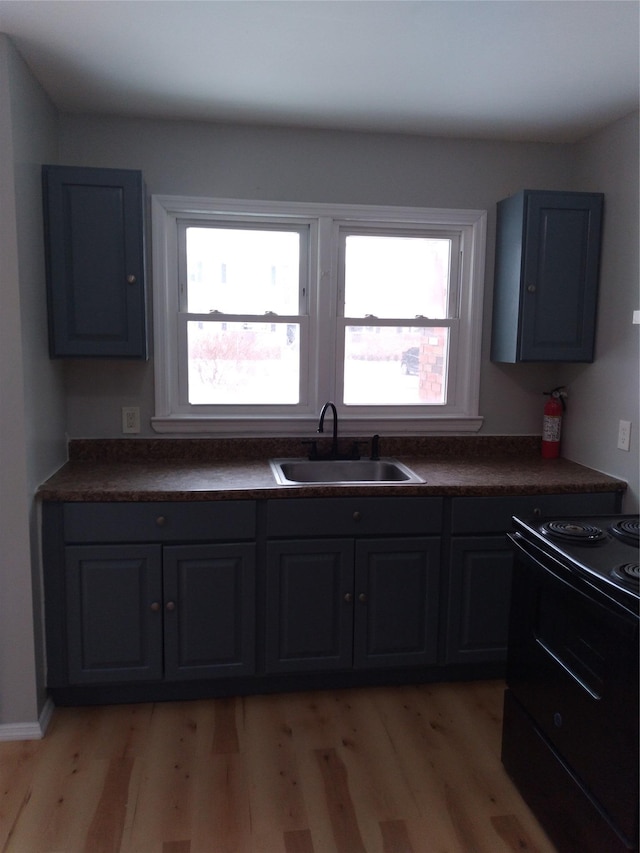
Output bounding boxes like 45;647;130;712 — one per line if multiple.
36;437;626;502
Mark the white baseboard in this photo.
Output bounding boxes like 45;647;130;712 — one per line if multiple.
0;696;55;741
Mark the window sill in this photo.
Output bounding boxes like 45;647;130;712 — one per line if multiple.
151;415;484;436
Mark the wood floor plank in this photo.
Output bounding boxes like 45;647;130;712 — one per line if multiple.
424;682;552;850
327;688;422;824
124;702;201;851
211;697;240;755
82;756;134;853
315;747;367;853
371;685;476;850
0;681;559;853
491;814;545;853
0;740;39;850
2;711;111;852
241;693;310;852
189;753;252;853
283;828;315;853
379;818;414;853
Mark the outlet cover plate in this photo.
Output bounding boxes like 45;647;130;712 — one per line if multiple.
617;419;631;452
122;406;141;434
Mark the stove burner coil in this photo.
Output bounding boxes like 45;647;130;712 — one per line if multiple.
541;520;607;544
612;563;640;584
610;519;640;546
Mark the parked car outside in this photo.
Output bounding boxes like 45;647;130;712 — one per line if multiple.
401;346;419;375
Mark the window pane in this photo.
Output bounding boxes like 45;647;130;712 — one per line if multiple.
343;326;449;406
186;227;300;314
187;321;300;404
344;235;451;318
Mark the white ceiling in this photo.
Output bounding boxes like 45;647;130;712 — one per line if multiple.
0;0;638;143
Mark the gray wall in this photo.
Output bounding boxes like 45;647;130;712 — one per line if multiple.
560;112;639;512
0;34;65;728
59;115;577;437
57;114;639;511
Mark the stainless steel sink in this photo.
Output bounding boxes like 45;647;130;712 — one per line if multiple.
270;457;425;485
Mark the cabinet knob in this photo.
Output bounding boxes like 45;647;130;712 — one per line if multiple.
344;592;353;603
358;592;367;603
166;601;176;612
150;601;160;612
527;284;536;293
126;274;137;284
533;507;542;518
553;712;563;728
353;511;361;522
156;516;167;527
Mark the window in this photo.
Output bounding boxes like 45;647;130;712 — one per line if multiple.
152;197;486;435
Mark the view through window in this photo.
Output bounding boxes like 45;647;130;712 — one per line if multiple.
151;196;486;434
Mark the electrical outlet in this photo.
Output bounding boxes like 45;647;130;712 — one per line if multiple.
122;406;140;434
617;419;631;452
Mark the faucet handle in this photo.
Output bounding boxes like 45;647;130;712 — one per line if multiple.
370;434;380;460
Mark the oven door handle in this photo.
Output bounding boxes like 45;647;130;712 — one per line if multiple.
508;532;578;581
535;637;601;701
508;532;605;700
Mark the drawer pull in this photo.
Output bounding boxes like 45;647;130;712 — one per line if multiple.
166;601;176;612
353;511;361;522
156;516;167;527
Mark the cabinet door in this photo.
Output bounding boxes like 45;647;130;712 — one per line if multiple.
354;538;440;669
520;192;602;362
265;540;354;673
65;544;162;683
43;165;147;358
445;536;514;664
162;544;255;680
491;190;603;363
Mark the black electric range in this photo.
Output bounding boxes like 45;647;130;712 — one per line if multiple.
502;514;639;853
512;514;639;613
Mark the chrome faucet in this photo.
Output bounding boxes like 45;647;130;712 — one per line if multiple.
317;401;339;458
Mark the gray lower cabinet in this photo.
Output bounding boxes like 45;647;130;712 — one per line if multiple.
49;501;257;688
444;491;622;665
444;537;514;665
265;497;442;675
65;541;255;684
265;539;354;673
44;489;624;699
65;544;163;683
162;544;255;680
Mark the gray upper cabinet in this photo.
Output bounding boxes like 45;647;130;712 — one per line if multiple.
42;165;147;358
491;190;603;363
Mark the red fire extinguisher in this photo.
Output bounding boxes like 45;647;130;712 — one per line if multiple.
542;387;567;459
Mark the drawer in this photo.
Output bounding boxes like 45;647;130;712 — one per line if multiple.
63;501;256;543
451;492;621;535
267;497;443;537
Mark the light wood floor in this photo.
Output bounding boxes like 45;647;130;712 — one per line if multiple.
0;679;557;853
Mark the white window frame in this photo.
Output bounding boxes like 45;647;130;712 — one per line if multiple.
151;195;486;435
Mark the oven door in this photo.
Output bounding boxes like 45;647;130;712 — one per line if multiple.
505;532;639;847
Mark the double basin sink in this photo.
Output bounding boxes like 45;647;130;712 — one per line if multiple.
270;457;425;486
